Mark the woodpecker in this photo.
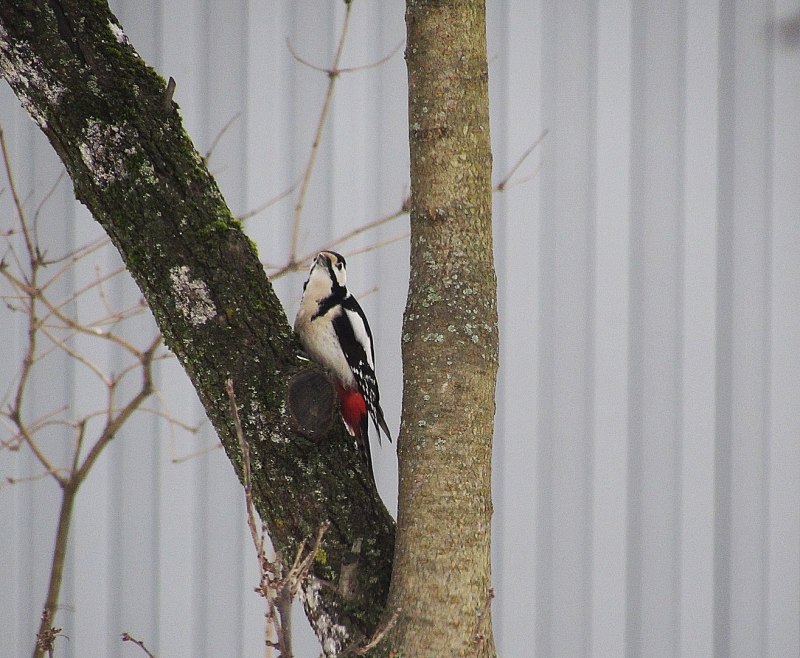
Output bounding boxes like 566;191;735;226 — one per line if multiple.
294;251;391;480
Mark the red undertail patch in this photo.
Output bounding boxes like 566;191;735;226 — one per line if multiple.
335;384;367;437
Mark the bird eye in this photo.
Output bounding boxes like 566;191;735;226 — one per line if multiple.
336;262;343;270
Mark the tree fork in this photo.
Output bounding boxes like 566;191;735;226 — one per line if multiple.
0;2;394;654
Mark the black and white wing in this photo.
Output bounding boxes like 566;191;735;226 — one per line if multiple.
332;295;392;443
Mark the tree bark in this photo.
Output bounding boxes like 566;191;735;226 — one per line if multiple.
0;2;393;654
381;1;498;656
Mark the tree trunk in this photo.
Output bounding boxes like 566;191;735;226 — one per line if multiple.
381;1;499;655
0;2;393;654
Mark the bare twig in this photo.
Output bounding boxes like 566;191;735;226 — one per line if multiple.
494;129;548;191
38;235;111;287
204;112;241;164
138;404;203;434
288;0;354;264
341;231;408;261
274;520;331;658
0;468;68;490
170;441;222;464
0;262;146;354
497;163;544;193
1;405;69;451
74;335;159;482
287;37;403;76
226;378;280;656
238;179;300;223
268;200;409;279
31;170;65;255
268;126;544;281
226;379;332;657
225;379;258;543
341;606;401;656
34;609;64;658
29;336;159;656
287;521;331;596
38;324;113;385
354;609;401;655
121;632;157;658
0;149;169;654
0;127;37;265
335;40;404;75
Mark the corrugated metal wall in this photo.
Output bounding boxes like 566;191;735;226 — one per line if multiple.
0;1;798;656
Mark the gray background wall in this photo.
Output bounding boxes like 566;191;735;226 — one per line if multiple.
1;1;798;656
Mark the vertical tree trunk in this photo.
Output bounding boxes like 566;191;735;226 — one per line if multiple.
382;1;498;655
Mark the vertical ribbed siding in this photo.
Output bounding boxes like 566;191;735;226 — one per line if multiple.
627;1;686;655
593;2;632;655
537;2;597;655
681;3;720;656
0;2;798;657
767;4;800;656
719;2;775;656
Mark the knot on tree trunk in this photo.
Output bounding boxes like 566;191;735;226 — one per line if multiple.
288;369;337;438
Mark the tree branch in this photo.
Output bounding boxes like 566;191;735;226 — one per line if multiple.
0;2;394;653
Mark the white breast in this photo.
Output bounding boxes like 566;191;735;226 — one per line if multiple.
295;300;357;390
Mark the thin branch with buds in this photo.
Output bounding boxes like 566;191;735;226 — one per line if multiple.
121;632;157;658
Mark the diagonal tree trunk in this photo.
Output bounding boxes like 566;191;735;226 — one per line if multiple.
380;1;499;655
0;2;394;654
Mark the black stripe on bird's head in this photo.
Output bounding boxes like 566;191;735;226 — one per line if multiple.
303;250;348;297
317;251;347;287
